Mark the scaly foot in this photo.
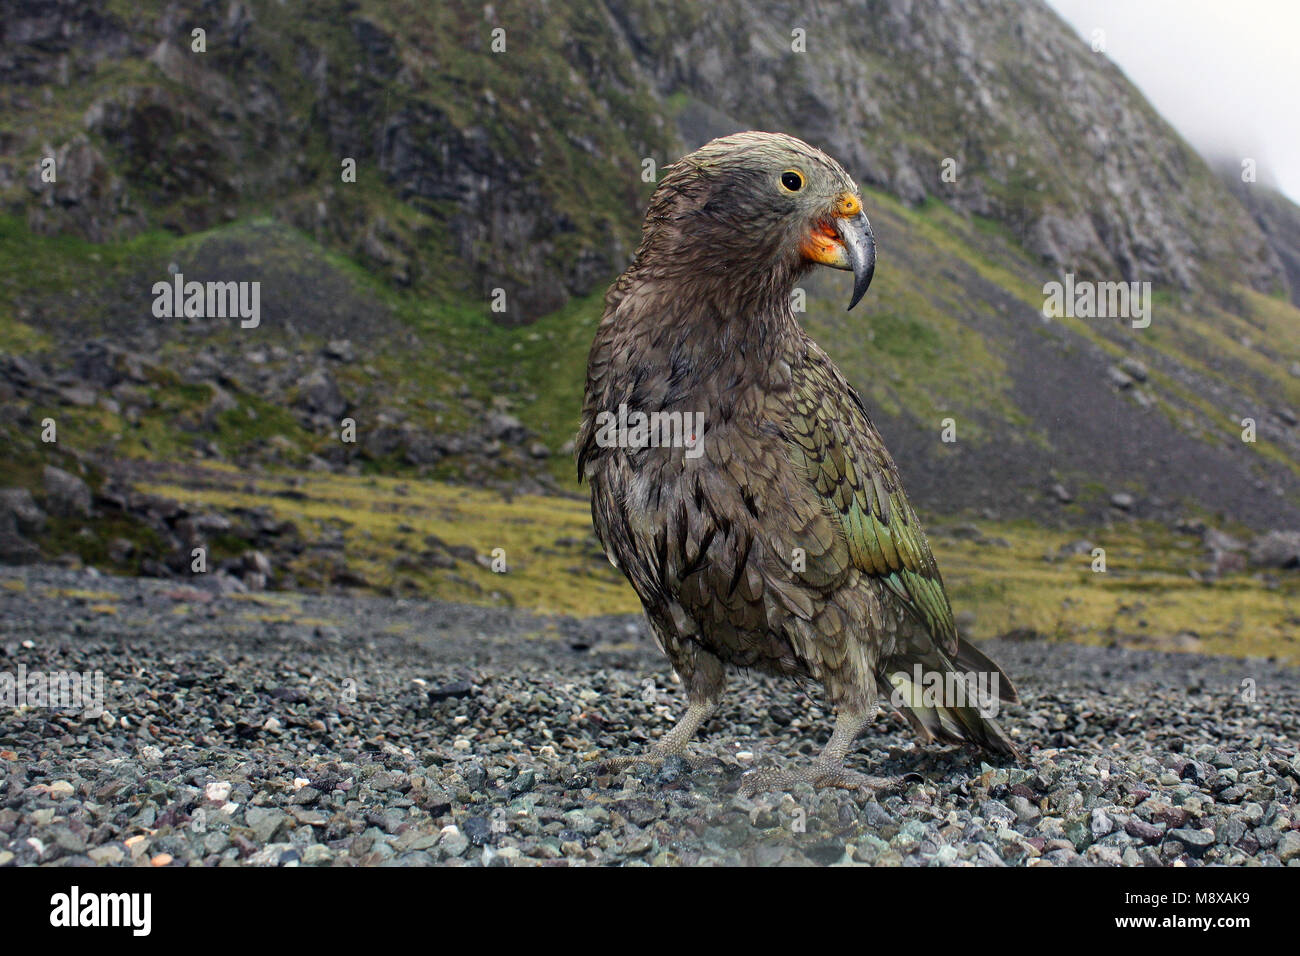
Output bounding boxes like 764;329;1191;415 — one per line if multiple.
739;760;897;797
592;750;706;775
595;751;668;773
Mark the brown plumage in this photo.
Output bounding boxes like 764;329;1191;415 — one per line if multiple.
578;132;1018;792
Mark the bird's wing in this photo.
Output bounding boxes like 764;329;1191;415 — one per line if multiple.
783;350;958;654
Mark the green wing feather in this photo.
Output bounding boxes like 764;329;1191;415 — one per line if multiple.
786;356;958;652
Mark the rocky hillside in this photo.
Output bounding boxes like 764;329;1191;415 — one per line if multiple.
3;0;1300;590
3;0;1290;306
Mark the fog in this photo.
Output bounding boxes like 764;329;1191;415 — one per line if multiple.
1046;0;1300;204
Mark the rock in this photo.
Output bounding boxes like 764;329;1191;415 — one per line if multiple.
323;339;356;362
1050;483;1073;503
1109;492;1135;511
107;537;135;564
1009;795;1041;823
0;488;47;535
247;842;299;866
1124;818;1163;842
1239;802;1266;826
42;465;92;517
1203;528;1245;554
242;550;273;586
302;844;334;865
289;807;326;826
1064;817;1092;851
438;825;469;858
1107;366;1135;389
428;681;474;701
463;815;495;845
1249;531;1300;569
244;806;288;843
1278;831;1300;863
0;522;40;563
295;368;347;418
26;135;135;241
88;845;125;865
1089;808;1114;837
51;826;86;852
1119;358;1149;382
72;341;152;387
2;354;47;386
1255;826;1281;849
1216;817;1248;847
485;412;527;444
0;491;43;563
362;424;404;459
200;385;239;427
59;384;99;406
205;781;232;803
510;768;537;795
1168;827;1215;856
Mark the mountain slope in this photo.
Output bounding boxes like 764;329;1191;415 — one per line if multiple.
3;0;1300;580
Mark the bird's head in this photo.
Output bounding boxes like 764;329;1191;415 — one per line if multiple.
642;131;876;311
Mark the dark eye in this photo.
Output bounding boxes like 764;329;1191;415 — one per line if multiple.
781;170;804;191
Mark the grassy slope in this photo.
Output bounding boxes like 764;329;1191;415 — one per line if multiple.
129;465;1300;663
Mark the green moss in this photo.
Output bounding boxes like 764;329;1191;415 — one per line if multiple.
121;463;1300;661
137;468;636;615
0;316;52;353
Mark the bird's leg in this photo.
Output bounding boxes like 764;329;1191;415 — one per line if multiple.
597;696;720;772
740;702;895;796
597;645;725;773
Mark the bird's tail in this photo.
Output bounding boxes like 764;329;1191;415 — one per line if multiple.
884;637;1021;760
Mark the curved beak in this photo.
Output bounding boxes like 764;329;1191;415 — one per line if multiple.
837;211;876;311
801;200;877;311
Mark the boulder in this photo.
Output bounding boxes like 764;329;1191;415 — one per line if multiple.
0;488;47;536
295;368;347;419
1249;531;1300;569
42;465;92;517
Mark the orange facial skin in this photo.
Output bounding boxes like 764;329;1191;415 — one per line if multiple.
801;220;846;265
800;192;862;266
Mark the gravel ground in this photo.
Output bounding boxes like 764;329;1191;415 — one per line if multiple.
1;564;1298;867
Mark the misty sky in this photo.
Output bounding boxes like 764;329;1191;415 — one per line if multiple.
1046;0;1300;205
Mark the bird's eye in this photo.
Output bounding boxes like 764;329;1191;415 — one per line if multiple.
781;170;804;192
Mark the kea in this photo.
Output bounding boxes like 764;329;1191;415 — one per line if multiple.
577;131;1018;794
